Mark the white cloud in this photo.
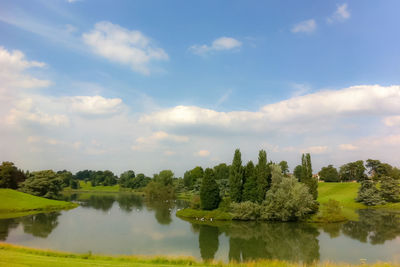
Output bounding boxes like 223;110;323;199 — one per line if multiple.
190;37;242;55
6;98;69;127
0;47;51;91
140;85;400;134
132;131;189;151
82;21;168;75
327;3;351;24
196;150;210;157
291;19;316;34
339;144;358;151
65;95;123;115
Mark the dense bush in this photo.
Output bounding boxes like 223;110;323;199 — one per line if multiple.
262;165;318;221
380;176;400;203
356;179;385;206
144;181;175;200
144;170;176;200
0;162;26;189
19;170;63;199
231;201;261;221
319;165;339;182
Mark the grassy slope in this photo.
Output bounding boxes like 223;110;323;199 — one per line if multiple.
0;189;77;218
0;243;397;267
316;182;400;221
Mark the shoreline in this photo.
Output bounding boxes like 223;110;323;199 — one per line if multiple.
0;242;397;267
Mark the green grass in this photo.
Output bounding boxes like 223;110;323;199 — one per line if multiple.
0;243;397;267
0;189;77;218
64;181;120;193
176;208;233;221
314;182;400;221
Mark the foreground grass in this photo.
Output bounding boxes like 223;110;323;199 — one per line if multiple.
0;243;397;267
0;189;77;219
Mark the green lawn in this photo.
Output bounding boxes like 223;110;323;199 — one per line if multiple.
315;182;400;221
0;243;396;267
0;189;77;218
64;181;120;192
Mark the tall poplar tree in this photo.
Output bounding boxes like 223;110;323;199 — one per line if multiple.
256;150;269;203
200;168;221;210
300;153;318;200
229;149;243;203
242;161;257;202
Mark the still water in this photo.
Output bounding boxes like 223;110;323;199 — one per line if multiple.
1;193;400;264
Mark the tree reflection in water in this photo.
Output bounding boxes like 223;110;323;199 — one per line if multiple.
341;209;400;244
21;212;61;238
227;222;320;264
0;218;19;241
199;225;220;260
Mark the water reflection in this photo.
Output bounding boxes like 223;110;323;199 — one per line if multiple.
341;209;400;244
0;194;399;263
199;225;220;260
20;212;61;238
62;193;188;225
0;212;61;239
0;218;19;240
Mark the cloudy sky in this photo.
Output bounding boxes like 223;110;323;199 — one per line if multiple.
1;0;400;176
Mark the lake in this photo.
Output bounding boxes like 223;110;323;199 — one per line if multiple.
1;193;399;264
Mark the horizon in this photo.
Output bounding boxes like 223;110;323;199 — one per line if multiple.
1;0;400;176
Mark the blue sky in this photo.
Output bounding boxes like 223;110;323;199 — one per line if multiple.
1;0;400;176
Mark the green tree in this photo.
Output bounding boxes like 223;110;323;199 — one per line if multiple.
200;168;221;210
256;150;269;203
0;162;26;189
183;166;204;190
262;165;318;221
339;161;366;182
380;176;400;203
356;178;385;206
213;163;230;180
20;170;63;199
129;173;151;189
119;170;135;188
279;161;289;176
300;153;318;200
145;170;175;200
242;161;257;202
154;170;174;186
293;165;303;181
319;165;339;182
229;149;243;203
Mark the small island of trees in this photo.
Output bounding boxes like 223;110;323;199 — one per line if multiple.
1;149;399;223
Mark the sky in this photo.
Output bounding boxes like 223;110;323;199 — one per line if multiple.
0;0;400;176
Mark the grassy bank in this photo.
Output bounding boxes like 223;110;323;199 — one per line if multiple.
0;189;77;219
0;243;397;267
176;208;233;221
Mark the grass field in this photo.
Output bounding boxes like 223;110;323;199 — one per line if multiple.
0;243;397;267
0;189;77;219
315;182;400;221
64;181;120;192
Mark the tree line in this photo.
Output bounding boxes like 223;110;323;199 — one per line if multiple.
1;151;399;212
